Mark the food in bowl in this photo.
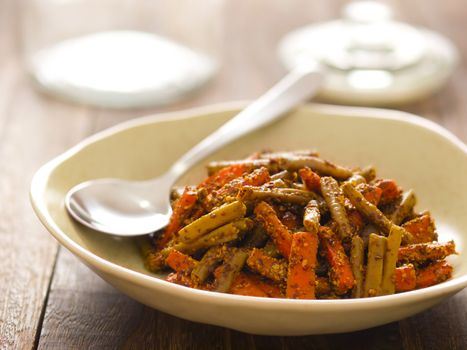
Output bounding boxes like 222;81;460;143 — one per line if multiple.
141;150;457;299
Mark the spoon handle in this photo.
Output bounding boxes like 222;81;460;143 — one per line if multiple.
167;63;323;180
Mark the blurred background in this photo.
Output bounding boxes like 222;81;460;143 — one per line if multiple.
1;0;466;348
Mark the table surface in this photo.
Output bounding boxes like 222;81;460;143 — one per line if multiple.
1;0;466;349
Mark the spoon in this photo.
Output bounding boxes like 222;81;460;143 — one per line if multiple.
66;63;323;236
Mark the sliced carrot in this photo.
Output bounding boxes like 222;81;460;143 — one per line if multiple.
416;260;453;288
319;227;354;295
398;241;456;263
230;272;283;298
199;164;249;194
402;214;437;243
359;184;382;206
254;201;293;258
299;167;321;192
244;166;271;186
166;272;194;288
230;273;269;297
212;167;270;202
246;248;287;283
394;264;416;292
166;250;198;273
343;184;382;235
374;179;401;205
286;231;319;299
157;187;198;249
346;208;365;235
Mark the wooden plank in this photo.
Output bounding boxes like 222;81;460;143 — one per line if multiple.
0;69;95;348
399;289;467;350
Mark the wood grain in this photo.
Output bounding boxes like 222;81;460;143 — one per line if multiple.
0;0;466;349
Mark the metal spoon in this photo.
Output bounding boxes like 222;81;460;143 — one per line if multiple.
65;63;323;236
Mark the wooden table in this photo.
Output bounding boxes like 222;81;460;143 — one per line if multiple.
1;0;466;348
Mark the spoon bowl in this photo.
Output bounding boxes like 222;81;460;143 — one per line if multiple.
66;176;173;236
65;64;323;235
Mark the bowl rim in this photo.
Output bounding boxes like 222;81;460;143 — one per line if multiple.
30;101;467;311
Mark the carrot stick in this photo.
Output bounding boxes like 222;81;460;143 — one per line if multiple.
166;250;198;273
229;273;269;297
416;260;453;288
394;264;416;292
199;164;249;194
374;179;401;205
402;214;437;244
299;167;321;192
346;208;365;235
230;272;283;298
286;232;319;299
246;248;287;283
166;272;194;288
398;241;456;263
157;187;198;249
359;184;382;206
254;201;293;258
213;167;271;200
319;227;354;295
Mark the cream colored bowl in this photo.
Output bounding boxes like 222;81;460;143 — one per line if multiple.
30;103;467;335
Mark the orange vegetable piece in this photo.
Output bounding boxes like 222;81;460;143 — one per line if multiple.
374;179;401;205
246;248;287;283
286;232;319;299
230;273;283;298
402;214;437;244
416;260;453;288
398;241;456;263
157;187;198;249
394;264;416;292
166;272;194;288
199;164;249;194
358;184;382;206
319;227;354;295
166;250;198;273
254;201;293;258
299;167;321;192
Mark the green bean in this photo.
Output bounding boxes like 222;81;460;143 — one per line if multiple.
176;201;246;243
364;233;387;297
357;165;376;182
208;156;352;179
321;177;353;240
389;190;417;225
276;156;352;179
380;226;403;295
173;218;253;255
207;159;270;175
360;223;379;249
303;200;320;235
350;236;365;298
262;179;288;189
342;182;413;243
269;170;291;181
260;150;319;159
191;246;226;285
238;186;326;208
345;174;366;187
214;248;249;293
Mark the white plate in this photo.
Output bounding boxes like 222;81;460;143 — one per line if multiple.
30;102;467;335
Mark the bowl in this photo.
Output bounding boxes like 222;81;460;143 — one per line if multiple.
30;102;467;335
